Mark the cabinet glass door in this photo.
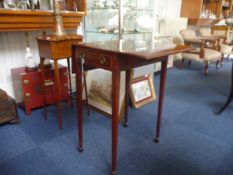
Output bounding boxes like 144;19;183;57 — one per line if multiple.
85;0;155;42
121;0;154;41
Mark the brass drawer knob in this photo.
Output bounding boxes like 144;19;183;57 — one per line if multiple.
23;79;29;85
63;72;68;77
64;83;68;87
100;57;106;65
25;93;30;98
79;53;86;64
79;53;86;59
44;80;54;86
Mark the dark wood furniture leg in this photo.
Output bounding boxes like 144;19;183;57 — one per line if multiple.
123;69;131;127
216;60;220;70
54;60;63;129
221;54;224;66
40;57;48;120
67;58;73;107
76;58;84;152
215;60;233;114
111;68;120;175
180;58;184;69
188;60;192;67
155;58;168;143
9;99;20;124
204;62;208;76
83;71;90;116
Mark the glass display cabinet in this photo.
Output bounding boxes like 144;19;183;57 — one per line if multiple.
85;0;155;42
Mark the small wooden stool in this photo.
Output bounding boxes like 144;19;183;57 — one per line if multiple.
37;34;87;129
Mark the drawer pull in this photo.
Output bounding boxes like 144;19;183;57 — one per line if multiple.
79;53;86;59
25;93;30;98
63;72;68;77
100;57;106;65
79;53;86;64
23;80;29;85
44;80;54;86
64;83;68;87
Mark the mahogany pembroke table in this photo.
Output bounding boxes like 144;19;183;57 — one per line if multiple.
72;40;190;175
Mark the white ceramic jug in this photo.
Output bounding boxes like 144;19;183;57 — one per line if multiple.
39;0;51;10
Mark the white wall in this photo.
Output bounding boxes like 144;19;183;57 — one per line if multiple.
0;31;41;97
0;30;73;100
156;0;182;19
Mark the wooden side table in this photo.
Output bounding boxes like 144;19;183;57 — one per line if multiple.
72;40;190;174
37;34;82;129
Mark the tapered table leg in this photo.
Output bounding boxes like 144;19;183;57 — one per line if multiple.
123;69;131;127
215;60;233;115
76;58;84;152
67;58;73;108
54;60;63;129
155;58;168;143
40;57;48;120
111;69;120;175
83;71;90;116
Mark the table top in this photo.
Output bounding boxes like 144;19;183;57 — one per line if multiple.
73;40;191;60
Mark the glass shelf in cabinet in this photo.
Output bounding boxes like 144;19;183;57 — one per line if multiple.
123;7;154;12
87;7;119;11
86;31;152;35
87;8;153;12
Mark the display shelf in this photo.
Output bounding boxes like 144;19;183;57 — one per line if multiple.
0;0;86;32
181;0;232;26
188;18;221;26
86;30;152;34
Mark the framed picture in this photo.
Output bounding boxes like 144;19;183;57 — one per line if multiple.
84;69;125;119
130;74;156;108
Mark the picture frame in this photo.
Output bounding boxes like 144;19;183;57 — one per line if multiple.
130;74;156;108
84;69;125;119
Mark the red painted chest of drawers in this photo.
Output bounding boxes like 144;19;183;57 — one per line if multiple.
11;66;69;115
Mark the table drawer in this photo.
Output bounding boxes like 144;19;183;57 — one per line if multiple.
78;49;112;69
